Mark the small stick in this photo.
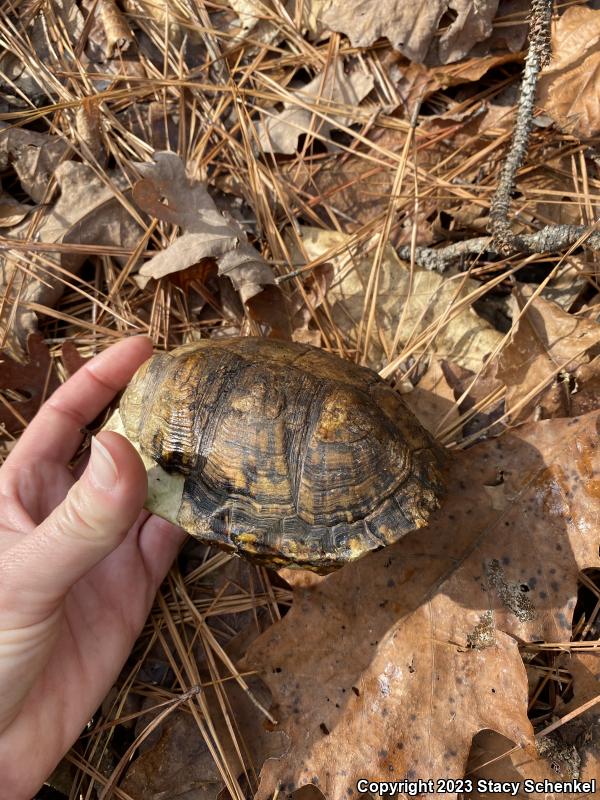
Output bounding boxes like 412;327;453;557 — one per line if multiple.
398;224;600;272
488;0;553;254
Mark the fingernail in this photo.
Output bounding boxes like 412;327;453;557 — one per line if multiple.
89;436;118;490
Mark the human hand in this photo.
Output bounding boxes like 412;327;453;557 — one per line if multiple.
0;336;186;798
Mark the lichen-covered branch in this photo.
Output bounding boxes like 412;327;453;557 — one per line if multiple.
488;0;553;253
398;224;600;272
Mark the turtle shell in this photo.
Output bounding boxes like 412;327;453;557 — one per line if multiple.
118;337;445;571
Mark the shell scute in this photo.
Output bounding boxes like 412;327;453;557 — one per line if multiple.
118;337;445;572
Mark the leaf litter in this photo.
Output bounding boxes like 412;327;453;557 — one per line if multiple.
2;0;600;798
316;0;501;64
495;287;600;423
254;60;375;155
538;5;600;139
0;158;142;360
133;152;277;304
288;225;503;371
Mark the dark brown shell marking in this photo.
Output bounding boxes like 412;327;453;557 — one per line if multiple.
119;338;445;571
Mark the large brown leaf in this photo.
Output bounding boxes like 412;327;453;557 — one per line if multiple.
538;5;600;139
246;412;600;799
318;0;500;64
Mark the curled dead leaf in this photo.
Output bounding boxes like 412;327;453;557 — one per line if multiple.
255;61;374;155
97;0;133;58
133;151;289;334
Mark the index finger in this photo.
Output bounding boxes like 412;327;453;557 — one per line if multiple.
6;336;153;468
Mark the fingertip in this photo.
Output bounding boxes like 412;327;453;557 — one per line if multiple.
138;516;187;587
121;334;154;364
86;335;154;379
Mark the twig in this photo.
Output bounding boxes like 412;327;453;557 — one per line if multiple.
488;0;553;253
396;0;600;274
398;224;600;272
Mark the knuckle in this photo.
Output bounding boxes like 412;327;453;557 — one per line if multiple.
0;555;29;616
0;573;15;614
59;485;106;542
44;393;89;429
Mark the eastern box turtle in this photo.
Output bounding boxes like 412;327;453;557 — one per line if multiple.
107;338;445;572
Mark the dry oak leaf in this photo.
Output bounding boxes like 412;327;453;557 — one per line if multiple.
0;334;60;436
289;226;502;372
0;161;142;361
495;288;600;423
255;60;374;155
247;412;600;800
537;5;600;139
133;151;288;317
317;0;499;64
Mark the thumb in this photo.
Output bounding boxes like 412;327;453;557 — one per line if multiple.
0;432;147;621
